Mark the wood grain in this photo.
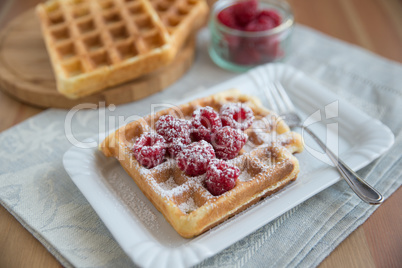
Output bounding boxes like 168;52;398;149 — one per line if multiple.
319;188;402;268
0;0;401;268
0;206;62;268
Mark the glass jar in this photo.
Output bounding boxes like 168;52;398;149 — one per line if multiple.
209;0;294;72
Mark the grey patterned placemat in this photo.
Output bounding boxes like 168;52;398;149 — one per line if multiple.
0;25;401;268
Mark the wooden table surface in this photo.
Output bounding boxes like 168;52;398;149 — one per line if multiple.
0;0;401;267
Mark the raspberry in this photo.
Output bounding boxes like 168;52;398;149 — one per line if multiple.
259;10;281;27
217;6;240;29
220;103;254;130
191;106;222;142
177;140;216;176
155;115;191;143
205;159;240;196
133;132;166;168
230;40;261;65
167;139;188;158
216;1;283;65
217;2;281;32
212;126;247;160
233;0;259;26
244;16;275;31
155;115;191;157
244;9;281;31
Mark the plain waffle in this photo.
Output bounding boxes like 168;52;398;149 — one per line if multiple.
150;0;209;55
36;0;173;99
100;89;303;238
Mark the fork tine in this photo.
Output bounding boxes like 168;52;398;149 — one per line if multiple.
274;82;296;112
250;67;296;114
264;83;279;112
250;68;279;112
269;82;287;114
261;74;280;112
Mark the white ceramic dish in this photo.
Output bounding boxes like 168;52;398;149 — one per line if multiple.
63;64;394;268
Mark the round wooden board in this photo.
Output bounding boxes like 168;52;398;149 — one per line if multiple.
0;9;195;109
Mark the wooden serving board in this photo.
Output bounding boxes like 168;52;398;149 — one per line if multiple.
0;9;195;109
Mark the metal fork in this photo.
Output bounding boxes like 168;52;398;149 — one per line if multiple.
251;73;383;205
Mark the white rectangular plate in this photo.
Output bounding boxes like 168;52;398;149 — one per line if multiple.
63;64;394;268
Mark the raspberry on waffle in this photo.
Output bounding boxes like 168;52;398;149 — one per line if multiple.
191;106;222;142
100;89;303;238
36;0;173;99
205;159;241;196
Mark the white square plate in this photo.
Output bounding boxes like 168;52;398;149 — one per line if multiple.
63;64;394;268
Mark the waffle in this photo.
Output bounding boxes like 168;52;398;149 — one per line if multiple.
100;89;303;238
36;0;173;99
150;0;209;55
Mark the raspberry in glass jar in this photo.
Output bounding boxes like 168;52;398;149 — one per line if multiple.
209;0;294;72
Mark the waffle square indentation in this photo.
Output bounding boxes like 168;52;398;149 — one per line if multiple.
128;3;144;15
77;19;95;33
99;0;115;10
71;4;90;18
155;2;169;12
143;32;164;49
51;27;70;41
103;11;122;24
83;34;103;51
109;25;129;41
90;51;112;68
62;59;84;77
48;12;65;25
56;42;77;60
167;16;180;27
135;16;155;33
117;42;139;59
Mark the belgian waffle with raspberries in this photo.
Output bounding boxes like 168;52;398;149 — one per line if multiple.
100;89;303;238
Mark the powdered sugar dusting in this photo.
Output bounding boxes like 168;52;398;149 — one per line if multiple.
113;101;300;219
177;140;215;176
178;197;197;214
252;117;274;131
159;177;177;191
154;174;209;213
220;102;254;130
238;171;252;182
255;132;292;147
155;115;191;143
106;169;159;229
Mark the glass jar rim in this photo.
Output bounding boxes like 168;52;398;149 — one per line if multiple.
211;0;294;37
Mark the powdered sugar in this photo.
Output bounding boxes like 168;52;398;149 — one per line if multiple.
178;197;197;214
155;115;191;143
238;171;252;182
106;168;159;230
159;177;177;191
205;159;240;195
220;102;254;130
177;140;215;176
132;132;166;168
192;106;222;142
155;174;209;214
213;126;247;160
254;132;293;147
119;103;297;216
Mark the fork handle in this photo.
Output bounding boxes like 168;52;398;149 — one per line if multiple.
302;127;384;205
